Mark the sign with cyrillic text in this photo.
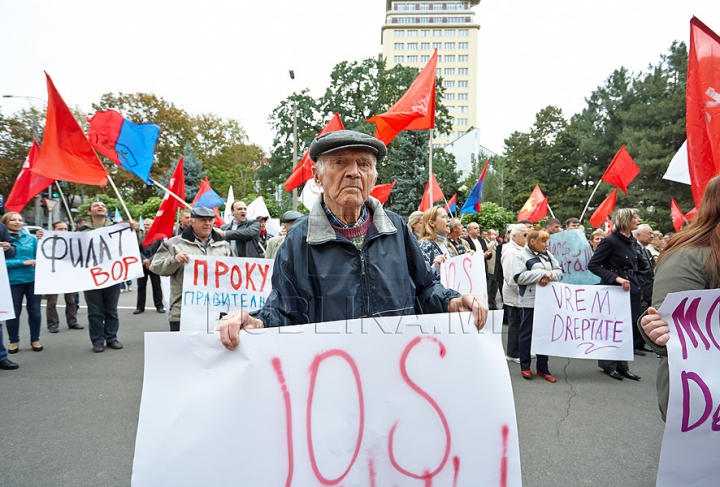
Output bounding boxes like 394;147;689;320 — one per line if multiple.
657;289;720;487
531;282;633;360
34;223;143;294
440;252;488;304
0;250;15;320
548;229;600;285
132;313;521;486
180;255;273;332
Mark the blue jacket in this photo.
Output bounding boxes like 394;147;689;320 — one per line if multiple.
6;229;37;285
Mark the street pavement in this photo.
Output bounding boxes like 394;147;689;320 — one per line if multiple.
0;292;665;487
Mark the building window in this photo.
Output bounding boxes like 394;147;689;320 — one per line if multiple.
394;43;404;50
444;93;455;101
458;55;469;62
421;55;430;62
408;43;418;49
444;29;456;36
433;16;443;23
436;68;442;75
420;2;430;10
458;67;468;75
394;55;405;63
433;29;442;36
458;106;468;113
421;42;430;49
408;30;418;37
444;42;455;50
459;29;469;36
394;30;405;37
459;42;469;49
444;68;455;75
443;80;455;88
419;16;429;23
458;118;468;126
447;106;455;113
444;55;455;62
421;29;430;36
407;55;418;62
458;80;468;87
397;17;414;24
433;42;442;49
458;93;468;100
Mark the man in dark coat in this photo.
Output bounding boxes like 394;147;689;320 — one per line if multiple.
218;201;261;258
134;218;165;314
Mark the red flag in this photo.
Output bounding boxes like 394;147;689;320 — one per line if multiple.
604;216;613;234
670;197;686;232
589;189;617;228
143;158;186;246
284;113;344;192
600;145;640;194
365;50;437;145
418;173;445;212
29;73;108;186
212;207;225;228
517;185;548;222
5;140;55;212
369;180;396;204
685;206;699;221
687;17;720;206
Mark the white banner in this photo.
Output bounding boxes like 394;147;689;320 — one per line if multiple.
547;229;600;285
246;196;270;220
657;289;720;487
440;252;488;304
300;178;323;211
132;313;521;486
34;223;143;294
0;250;16;320
531;282;634;360
180;255;274;332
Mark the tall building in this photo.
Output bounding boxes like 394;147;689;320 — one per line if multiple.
381;1;481;148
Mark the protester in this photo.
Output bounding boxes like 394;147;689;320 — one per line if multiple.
564;217;582;230
647;230;664;262
45;221;82;333
255;216;273;257
588;228;607;252
502;224;528;363
463;222;490;275
588;208;643;379
2;212;42;354
134;218;165;315
174;210;192;236
215;130;487;349
406;210;424;240
446;217;471;256
265;211;303;260
634;224;655;315
544;217;561;235
511;230;563;382
640;176;720;421
484;229;499;309
218;201;261;257
0;221;19;370
418;206;451;275
151;207;233;332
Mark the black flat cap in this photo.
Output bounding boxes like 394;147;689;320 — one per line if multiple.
281;210;304;223
309;130;387;163
191;206;215;218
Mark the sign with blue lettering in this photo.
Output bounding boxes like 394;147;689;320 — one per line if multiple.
547;229;600;285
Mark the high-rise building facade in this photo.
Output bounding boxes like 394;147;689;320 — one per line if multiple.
381;1;481;148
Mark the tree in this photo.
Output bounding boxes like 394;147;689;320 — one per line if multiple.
459;202;516;232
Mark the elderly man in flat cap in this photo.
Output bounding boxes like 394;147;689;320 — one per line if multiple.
216;130;488;349
151;206;232;332
264;210;304;260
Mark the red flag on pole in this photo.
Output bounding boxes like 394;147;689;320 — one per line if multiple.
589;189;617;228
600;145;640;194
517;185;548;222
670;197;687;232
143;158;186;246
418;173;445;212
365;50;438;145
686;17;720;207
284;113;344;192
685;206;699;221
5;140;55;212
29;73;108;186
369;180;396;204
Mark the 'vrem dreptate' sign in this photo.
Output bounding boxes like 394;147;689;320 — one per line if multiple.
180;255;273;332
132;313;521;486
547;229;600;285
657;289;720;487
440;252;488;305
34;223;143;294
532;282;633;360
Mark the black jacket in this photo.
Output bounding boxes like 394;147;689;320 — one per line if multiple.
588;231;644;293
463;236;489;274
0;223;17;259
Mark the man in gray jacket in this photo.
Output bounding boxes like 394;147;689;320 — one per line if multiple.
218;201;261;258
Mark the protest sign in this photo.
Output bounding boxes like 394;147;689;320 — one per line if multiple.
180;255;274;332
547;229;600;285
0;250;16;320
656;289;720;487
440;252;488;304
132;313;521;486
532;282;633;360
34;223;143;294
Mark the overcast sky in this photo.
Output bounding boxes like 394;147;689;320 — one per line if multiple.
1;0;718;157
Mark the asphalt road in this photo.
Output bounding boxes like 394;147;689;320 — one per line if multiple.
0;292;665;486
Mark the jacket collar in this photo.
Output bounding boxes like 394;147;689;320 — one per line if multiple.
307;194;396;245
181;225;223;245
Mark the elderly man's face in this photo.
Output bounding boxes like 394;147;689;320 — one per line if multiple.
449;221;461;238
143;219;153;232
636;226;654;245
314;148;377;216
467;223;480;239
192;217;214;239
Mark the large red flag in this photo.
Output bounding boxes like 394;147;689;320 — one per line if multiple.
284;113;344;192
418;173;445;212
685;206;699;221
687;17;720;207
600;145;640;194
670;197;687;232
365;50;437;145
517;185;548;222
369;180;396;204
143;158;186;246
5;140;55;212
589;189;617;228
30;73;108;186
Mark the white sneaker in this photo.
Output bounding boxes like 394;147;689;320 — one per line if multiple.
505;355;520;364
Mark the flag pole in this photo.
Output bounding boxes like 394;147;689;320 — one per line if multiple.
579;181;602;222
546;203;556;219
151;179;192;209
428;129;434;207
54;181;75;230
107;174;134;222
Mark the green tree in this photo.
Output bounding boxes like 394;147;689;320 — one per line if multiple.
459;202;516;232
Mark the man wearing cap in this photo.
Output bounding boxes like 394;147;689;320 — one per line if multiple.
151;207;232;332
216;130;488;349
254;216;273;258
218;201;261;258
265;210;303;260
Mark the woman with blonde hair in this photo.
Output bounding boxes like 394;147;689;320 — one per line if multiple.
589;228;607;252
418;206;450;275
406;211;424;240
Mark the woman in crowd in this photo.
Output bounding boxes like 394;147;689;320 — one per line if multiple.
406;211;424;240
418;206;450;275
512;229;563;382
640;176;720;421
1;212;43;353
647;230;664;262
589;228;607;252
588;208;643;381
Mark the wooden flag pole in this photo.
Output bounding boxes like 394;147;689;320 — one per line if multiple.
54;182;75;230
546;203;556;219
107;174;134;222
579;181;603;222
151;179;192;209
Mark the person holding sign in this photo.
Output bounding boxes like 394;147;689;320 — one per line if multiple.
511;229;563;382
216;130;488;349
45;221;82;333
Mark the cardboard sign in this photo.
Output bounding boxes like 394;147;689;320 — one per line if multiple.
34;223;143;294
547;229;600;285
0;250;16;320
180;255;274;332
531;282;634;360
132;313;521;486
440;252;488;305
657;289;720;487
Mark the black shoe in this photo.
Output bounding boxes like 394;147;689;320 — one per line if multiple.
156;308;165;313
604;369;624;381
133;309;144;315
619;370;641;381
107;341;123;350
92;343;105;353
0;359;19;370
68;323;84;330
48;325;59;333
8;345;18;354
634;349;646;356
